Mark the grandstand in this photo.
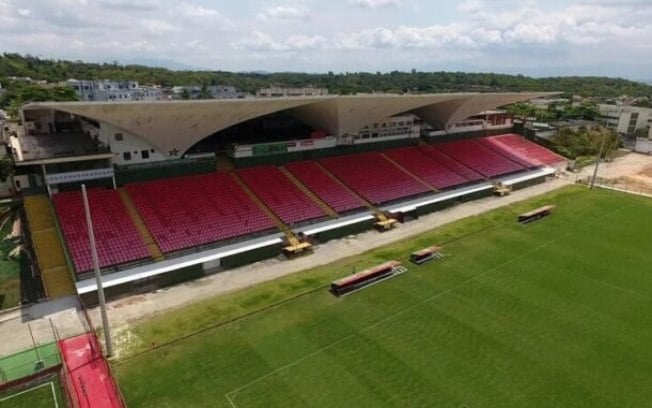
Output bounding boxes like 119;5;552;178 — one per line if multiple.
382;147;471;190
126;173;276;253
284;161;365;213
418;144;485;181
11;92;566;303
487;133;566;166
432;139;526;178
52;189;150;273
320;152;431;204
236;166;326;224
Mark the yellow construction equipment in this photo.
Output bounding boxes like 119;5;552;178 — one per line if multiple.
314;162;399;231
493;182;512;196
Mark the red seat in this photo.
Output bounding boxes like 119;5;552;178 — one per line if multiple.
236;166;325;224
474;137;536;168
126;173;276;253
418;144;484;181
52;189;150;274
488;134;566;166
319;152;430;204
284;161;365;212
430;139;525;178
383;147;470;190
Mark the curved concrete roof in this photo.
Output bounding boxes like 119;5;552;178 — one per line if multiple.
23;92;556;154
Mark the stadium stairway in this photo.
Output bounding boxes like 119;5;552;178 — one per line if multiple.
117;188;164;262
215;153;235;172
230;172;303;247
379;152;438;192
23;195;76;298
313;162;397;228
278;166;338;218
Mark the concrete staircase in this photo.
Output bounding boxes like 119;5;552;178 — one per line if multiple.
379;152;438;192
278;166;338;218
313;162;397;228
23;195;76;298
117;188;164;261
230;172;304;247
215;153;235;172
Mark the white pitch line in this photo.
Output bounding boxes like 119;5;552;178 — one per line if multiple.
225;392;238;408
225;237;559;403
50;381;59;408
572;269;647;300
0;381;51;403
224;204;628;405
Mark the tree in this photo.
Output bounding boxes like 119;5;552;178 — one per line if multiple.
198;83;212;99
0;156;14;183
180;88;191;100
0;82;77;115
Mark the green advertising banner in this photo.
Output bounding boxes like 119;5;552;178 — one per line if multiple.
252;142;288;156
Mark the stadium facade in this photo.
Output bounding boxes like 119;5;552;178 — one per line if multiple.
12;92;566;303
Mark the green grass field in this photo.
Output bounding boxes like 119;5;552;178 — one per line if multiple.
113;186;652;407
0;378;63;408
0;202;25;310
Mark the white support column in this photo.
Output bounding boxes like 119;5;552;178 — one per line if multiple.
81;184;113;357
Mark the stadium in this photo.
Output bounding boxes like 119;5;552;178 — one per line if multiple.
11;92;564;302
3;92;652;407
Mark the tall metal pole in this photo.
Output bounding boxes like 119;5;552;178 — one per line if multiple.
589;130;608;190
81;184;113;357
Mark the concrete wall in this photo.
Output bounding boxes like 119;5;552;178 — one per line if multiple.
95;123;167;165
635;138;652;154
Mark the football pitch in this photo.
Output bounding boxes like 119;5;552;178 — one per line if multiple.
114;186;652;407
0;378;63;408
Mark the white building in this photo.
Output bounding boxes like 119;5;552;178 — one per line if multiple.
256;87;328;98
66;79;164;102
599;104;652;135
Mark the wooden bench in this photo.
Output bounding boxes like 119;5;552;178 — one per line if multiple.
330;260;402;296
518;204;555;224
410;245;443;265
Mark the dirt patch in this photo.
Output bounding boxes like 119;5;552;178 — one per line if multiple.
102;323;143;360
112;294;148;309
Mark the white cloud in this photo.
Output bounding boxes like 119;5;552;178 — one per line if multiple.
140;19;177;35
235;31;289;51
0;0;651;77
285;35;327;50
259;4;309;20
348;0;402;9
176;3;222;18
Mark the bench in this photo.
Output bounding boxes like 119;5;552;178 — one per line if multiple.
410;245;443;265
330;260;403;296
518;204;555;224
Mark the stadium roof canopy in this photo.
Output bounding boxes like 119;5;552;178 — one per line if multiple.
23;92;557;155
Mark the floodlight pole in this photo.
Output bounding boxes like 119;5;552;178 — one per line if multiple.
81;184;113;357
589;129;609;190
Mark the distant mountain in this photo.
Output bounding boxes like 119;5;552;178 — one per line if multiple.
118;57;209;71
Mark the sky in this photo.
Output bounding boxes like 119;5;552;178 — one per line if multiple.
1;0;651;79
